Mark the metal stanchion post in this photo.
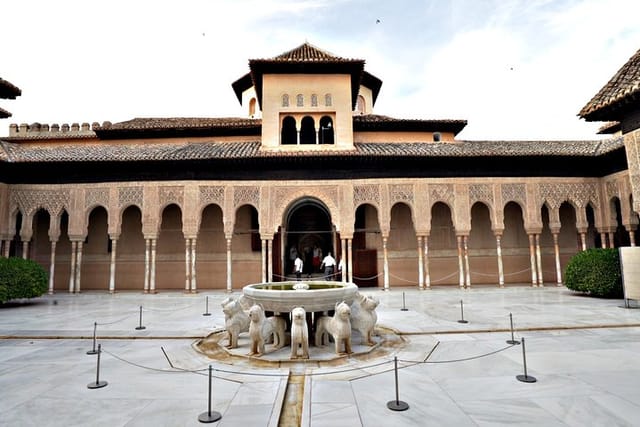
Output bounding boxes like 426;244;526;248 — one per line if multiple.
87;344;108;389
516;337;537;383
386;356;409;411
198;365;222;423
458;299;468;324
506;313;520;345
400;292;408;311
203;296;211;316
135;305;146;330
87;322;99;355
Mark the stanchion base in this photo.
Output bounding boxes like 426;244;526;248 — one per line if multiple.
400;308;409;312
457;320;469;324
506;340;521;345
387;400;409;411
86;349;99;355
516;374;537;383
135;326;146;330
202;313;212;317
198;411;222;423
87;380;108;389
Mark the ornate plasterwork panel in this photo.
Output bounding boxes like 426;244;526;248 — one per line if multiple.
353;184;380;207
199;185;225;207
538;182;599;209
11;189;70;216
429;184;454;205
85;188;109;210
501;183;526;207
118;186;143;209
159;186;184;207
389;184;414;205
469;183;493;206
605;181;619;201
233;186;260;208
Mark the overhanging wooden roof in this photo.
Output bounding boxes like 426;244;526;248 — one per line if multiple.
0;78;21;99
580;48;640;122
353;115;467;135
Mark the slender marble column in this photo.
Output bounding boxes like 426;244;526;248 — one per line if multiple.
535;234;543;287
261;239;267;283
144;239;150;293
496;235;504;287
417;236;424;289
267;239;273;282
347;239;353;283
48;241;57;294
68;241;77;293
340;238;346;283
22;241;29;259
579;232;587;251
226;238;232;292
150;239;157;293
608;232;615;249
424;236;431;289
457;235;464;288
553;233;562;286
185;238;191;292
600;232;607;248
190;239;197;292
629;231;636;247
528;234;537;287
2;240;9;258
75;241;83;293
109;239;117;293
463;235;471;288
383;236;389;290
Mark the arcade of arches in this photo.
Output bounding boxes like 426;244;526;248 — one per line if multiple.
2;174;639;294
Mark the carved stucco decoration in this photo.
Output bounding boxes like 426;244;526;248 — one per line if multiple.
389;184;414;204
272;185;340;231
501;183;526;209
233;186;260;209
199;185;225;208
159;186;184;208
353;184;380;208
11;189;70;217
118;186;143;209
85;188;109;210
605;180;620;202
469;183;494;206
429;184;454;206
538;182;599;210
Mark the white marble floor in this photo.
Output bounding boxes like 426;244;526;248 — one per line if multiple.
1;286;639;426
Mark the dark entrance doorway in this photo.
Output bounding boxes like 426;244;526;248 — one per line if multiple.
285;200;335;278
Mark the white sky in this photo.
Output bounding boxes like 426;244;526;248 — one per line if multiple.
1;0;639;140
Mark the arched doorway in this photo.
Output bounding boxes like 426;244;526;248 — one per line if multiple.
284;199;335;279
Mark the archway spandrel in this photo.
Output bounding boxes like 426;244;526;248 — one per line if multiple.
274;186;340;232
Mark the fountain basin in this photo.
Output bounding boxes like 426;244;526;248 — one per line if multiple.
242;281;358;313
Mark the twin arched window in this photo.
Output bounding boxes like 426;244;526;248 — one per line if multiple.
280;115;334;145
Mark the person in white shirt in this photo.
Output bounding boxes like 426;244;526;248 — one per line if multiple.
294;256;304;280
320;252;336;279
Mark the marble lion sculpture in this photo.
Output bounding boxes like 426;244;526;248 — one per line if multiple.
290;306;310;359
350;291;379;346
221;297;249;349
248;304;286;356
315;301;352;355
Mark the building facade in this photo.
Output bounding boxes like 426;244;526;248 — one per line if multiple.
1;44;639;293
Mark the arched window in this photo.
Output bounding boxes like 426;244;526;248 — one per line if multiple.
433;132;442;142
325;93;332;106
249;98;257;117
281;116;297;145
311;94;318;107
319;116;334;145
282;94;289;107
355;95;366;114
300;116;315;144
296;94;304;107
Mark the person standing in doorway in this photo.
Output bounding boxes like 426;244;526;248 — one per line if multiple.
320;251;336;280
313;245;322;273
294;255;304;281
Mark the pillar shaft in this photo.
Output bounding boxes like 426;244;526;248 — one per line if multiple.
22;241;29;259
68;241;77;293
226;238;232;292
417;236;424;289
340;238;346;283
109;239;117;293
383;236;389;290
185;238;191;292
48;241;57;294
150;239;157;293
267;239;273;282
424;235;431;288
553;233;562;286
535;234;543;287
75;241;83;293
347;238;353;283
528;234;537;287
608;232;615;249
261;239;267;283
144;239;150;293
600;232;607;249
496;235;504;287
457;235;464;288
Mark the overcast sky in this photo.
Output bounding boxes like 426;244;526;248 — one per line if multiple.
2;0;639;140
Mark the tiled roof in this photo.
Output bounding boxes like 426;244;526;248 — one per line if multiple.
0;107;10;119
597;121;621;135
0;138;623;163
94;117;261;131
353;114;467;135
0;78;21;99
580;48;640;121
271;42;357;63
